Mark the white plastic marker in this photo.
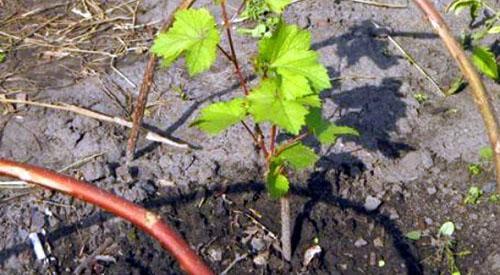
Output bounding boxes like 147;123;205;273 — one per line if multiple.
28;232;47;261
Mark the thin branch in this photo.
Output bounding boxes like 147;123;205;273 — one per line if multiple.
126;0;196;161
0;98;190;149
270;125;277;155
275;133;308;157
219;0;269;157
0;159;214;275
371;21;444;96
412;0;500;191
350;0;408;8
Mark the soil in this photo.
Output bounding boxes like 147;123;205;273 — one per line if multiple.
0;0;499;274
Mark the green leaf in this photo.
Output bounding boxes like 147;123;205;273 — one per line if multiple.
248;79;309;134
464;186;482;205
151;9;220;76
479;146;493;161
438;221;455;237
446;0;482;18
265;0;291;13
405;230;422;241
306;108;359;145
471;46;499;80
258;22;331;99
446;77;466;96
191;98;247;134
276;142;318;170
488;25;500;34
266;163;289;198
0;52;5;63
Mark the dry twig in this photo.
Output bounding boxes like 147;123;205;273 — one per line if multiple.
126;0;196;161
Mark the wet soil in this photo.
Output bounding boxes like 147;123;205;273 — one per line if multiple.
0;0;499;274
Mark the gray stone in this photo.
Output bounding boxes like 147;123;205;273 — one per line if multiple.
426;186;437;195
354;239;368;247
364;196;382;211
251;237;266;252
482;181;496;194
207;248;222;262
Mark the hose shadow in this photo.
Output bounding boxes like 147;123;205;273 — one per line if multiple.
0;177;422;274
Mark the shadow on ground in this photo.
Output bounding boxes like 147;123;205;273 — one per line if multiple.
0;177;422;274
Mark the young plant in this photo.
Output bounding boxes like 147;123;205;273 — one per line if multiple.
436;221;471;275
447;0;499;81
151;1;358;261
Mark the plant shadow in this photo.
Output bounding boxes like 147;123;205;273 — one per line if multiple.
0;177;422;274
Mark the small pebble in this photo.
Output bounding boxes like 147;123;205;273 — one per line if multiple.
354;239;368;247
426;186;437;195
482;182;496;194
364;196;382;211
207;248;222;262
251;237;266;252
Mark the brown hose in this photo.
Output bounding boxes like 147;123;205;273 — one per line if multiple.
0;159;214;275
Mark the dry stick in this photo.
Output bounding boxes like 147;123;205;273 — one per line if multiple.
350;0;408;8
280;196;292;262
0;159;214;275
126;0;196;162
0;98;189;149
412;0;500;191
371;21;444;96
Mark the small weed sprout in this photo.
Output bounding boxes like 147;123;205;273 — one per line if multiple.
463;186;482;205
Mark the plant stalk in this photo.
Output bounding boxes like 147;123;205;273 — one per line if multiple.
219;0;269;157
0;159;213;275
412;0;500;192
126;0;196;162
280;196;292;262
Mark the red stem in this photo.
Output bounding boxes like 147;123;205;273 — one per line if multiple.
270;125;277;154
220;0;249;96
0;159;214;275
219;0;269;157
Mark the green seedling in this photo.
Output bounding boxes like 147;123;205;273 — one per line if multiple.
151;1;358;260
413;92;428;104
405;230;422;241
0;51;5;63
436;221;470;275
447;0;499;81
488;194;500;204
479;146;493;161
467;163;482;176
446;77;466;95
464;186;482;205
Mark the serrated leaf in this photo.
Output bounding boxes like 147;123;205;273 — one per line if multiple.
151;9;220;76
277;142;318;170
248;79;309;134
438;221;455;237
191;98;247;134
472;46;499;80
479;146;493;161
306;108;359;145
265;0;291;13
266;163;289;198
258;22;331;99
405;230;422;241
